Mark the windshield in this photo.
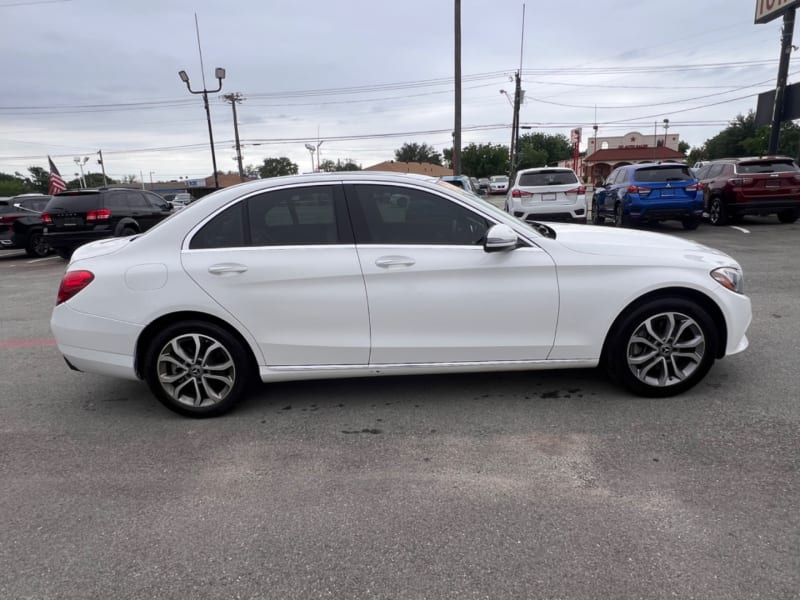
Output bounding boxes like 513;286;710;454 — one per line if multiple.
633;166;694;182
519;170;579;186
737;160;799;174
491;176;508;183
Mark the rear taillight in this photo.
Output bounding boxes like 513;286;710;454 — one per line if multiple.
565;186;586;195
56;270;94;305
0;215;15;224
627;185;651;196
86;208;111;222
728;177;753;186
41;213;53;224
511;189;532;198
685;184;700;192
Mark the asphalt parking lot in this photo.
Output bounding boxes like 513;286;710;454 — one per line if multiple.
1;217;798;600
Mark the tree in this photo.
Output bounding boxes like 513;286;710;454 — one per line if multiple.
0;172;26;196
258;157;298;178
319;158;362;172
678;140;691;155
394;142;442;165
701;111;800;160
458;143;510;178
244;164;261;179
516;133;572;170
25;166;50;194
66;173;117;190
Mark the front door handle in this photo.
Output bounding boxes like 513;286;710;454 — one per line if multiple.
208;263;248;275
375;256;416;268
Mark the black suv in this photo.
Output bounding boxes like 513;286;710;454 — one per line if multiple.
0;194;52;257
42;188;173;258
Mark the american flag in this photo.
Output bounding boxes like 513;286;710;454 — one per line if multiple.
48;156;66;194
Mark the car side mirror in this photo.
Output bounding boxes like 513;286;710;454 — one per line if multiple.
484;224;518;253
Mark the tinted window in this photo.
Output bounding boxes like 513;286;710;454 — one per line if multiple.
707;164;725;178
190;203;246;249
490;176;508;183
103;192;128;209
145;192;170;210
350;185;489;245
45;193;102;213
633;166;693;182
248;185;338;246
695;165;710;179
519;170;579;187
737;160;800;174
17;197;49;212
126;191;149;209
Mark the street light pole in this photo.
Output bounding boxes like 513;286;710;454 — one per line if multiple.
304;144;316;172
178;67;226;189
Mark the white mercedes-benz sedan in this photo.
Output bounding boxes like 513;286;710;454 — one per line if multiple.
51;172;751;418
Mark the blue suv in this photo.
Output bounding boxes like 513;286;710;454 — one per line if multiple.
592;162;703;230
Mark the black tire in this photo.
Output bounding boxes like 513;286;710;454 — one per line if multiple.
120;226;138;237
708;196;728;226
613;202;628;228
591;199;605;225
681;216;700;231
25;231;50;258
777;209;799;224
144;320;253;418
54;247;73;260
605;297;717;398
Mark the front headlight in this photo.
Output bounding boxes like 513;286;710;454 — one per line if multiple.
711;266;744;294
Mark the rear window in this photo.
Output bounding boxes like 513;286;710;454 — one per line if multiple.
45;193;102;213
633;166;694;183
491;176;508;183
736;160;799;174
519;170;579;187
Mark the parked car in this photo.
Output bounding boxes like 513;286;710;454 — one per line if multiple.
593;163;703;230
42;187;174;259
438;175;480;196
170;192;193;208
478;178;490;192
489;175;509;195
505;167;587;223
470;177;483;195
695;156;800;225
50;172;750;418
0;194;52;257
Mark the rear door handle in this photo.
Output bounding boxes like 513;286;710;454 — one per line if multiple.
208;263;248;275
375;256;416;268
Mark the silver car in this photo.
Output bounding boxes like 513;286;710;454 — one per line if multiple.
505;167;587;223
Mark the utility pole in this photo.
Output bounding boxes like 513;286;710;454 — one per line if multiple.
769;8;796;155
97;149;108;186
453;0;462;175
222;92;245;180
509;71;522;180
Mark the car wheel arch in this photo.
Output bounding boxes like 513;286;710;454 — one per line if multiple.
114;219;140;236
134;311;261;379
599;287;728;365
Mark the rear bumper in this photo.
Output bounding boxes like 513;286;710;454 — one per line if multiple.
728;199;800;214
630;198;703;221
0;231;24;249
43;230;111;250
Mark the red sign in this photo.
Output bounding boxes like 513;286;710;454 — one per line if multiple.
755;0;800;24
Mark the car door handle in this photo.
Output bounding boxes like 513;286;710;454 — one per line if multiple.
375;256;416;268
208;263;248;275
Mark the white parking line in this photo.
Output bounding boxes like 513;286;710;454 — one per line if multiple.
730;226;750;234
27;256;60;264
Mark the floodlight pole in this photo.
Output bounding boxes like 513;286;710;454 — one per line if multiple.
178;68;226;189
768;8;796;155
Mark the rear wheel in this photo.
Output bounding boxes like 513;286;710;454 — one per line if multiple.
25;231;50;258
777;209;799;224
708;197;728;226
605;297;717;397
120;226;138;237
591;199;605;225
144;320;252;418
54;247;73;260
681;216;700;231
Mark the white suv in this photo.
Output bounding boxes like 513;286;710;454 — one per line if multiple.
505;167;587;223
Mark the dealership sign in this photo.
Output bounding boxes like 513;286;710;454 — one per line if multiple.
755;0;800;24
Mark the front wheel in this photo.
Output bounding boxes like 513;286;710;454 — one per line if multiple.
613;203;628;227
708;197;728;226
605;298;717;397
144;321;253;418
25;231;50;258
777;209;799;224
591;200;605;225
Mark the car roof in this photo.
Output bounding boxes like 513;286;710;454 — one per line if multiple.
710;155;795;163
517;167;576;174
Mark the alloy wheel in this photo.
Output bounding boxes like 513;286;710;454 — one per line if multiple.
156;333;236;408
626;311;706;388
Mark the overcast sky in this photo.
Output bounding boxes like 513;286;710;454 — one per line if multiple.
0;0;792;182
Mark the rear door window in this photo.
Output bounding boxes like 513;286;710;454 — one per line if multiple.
45;193;102;213
248;185;341;246
633;166;694;182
